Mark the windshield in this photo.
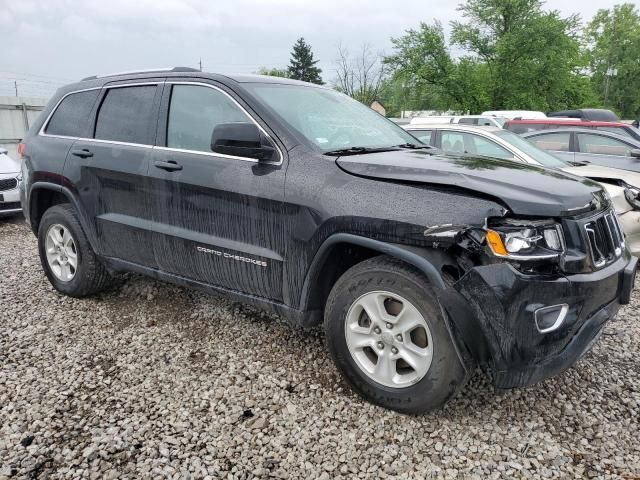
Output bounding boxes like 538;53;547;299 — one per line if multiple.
246;84;417;152
495;130;568;168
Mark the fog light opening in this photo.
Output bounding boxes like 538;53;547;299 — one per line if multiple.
534;304;569;334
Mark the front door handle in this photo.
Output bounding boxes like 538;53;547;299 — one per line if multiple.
71;148;93;158
154;160;183;172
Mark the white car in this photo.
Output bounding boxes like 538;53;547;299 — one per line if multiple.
0;148;22;218
404;124;640;256
409;115;506;128
481;110;547;119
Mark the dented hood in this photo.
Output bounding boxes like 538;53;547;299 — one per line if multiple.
336;150;604;217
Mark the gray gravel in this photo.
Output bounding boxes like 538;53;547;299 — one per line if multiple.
1;217;639;479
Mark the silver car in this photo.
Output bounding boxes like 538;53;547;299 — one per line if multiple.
404;124;640;256
522;128;640;173
0;148;22;218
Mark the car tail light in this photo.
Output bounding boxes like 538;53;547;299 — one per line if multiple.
17;142;26;158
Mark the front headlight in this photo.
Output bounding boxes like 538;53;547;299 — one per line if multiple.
485;218;565;261
624;187;640;210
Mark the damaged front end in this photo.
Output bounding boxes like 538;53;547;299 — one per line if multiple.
420;208;637;390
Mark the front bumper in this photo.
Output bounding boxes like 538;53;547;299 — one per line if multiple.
0;181;21;217
452;254;637;389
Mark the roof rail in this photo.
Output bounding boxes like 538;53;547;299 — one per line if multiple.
81;67;200;81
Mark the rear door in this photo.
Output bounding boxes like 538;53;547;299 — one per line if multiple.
147;81;287;300
63;80;163;267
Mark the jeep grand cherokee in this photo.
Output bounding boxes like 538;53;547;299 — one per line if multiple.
19;68;637;413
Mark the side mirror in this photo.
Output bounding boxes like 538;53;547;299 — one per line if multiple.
630;149;640;159
211;123;276;162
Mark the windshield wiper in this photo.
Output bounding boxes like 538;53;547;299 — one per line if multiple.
395;143;435;150
324;146;400;156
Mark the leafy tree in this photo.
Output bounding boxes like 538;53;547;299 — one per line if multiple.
377;74;450;117
584;3;640;118
287;38;323;84
384;21;490;113
385;0;595;113
255;66;289;78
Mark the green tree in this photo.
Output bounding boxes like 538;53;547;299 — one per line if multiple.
287;38;323;84
584;3;640;118
255;66;289;78
385;0;594;113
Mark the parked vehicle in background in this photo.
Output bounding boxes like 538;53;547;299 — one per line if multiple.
547;109;619;122
20;69;637;413
409;115;506;128
405;124;640;256
482;110;547;119
0;148;22;218
521;128;640;173
505;118;640;142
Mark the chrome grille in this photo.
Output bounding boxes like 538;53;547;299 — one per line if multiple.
584;210;625;268
0;178;18;192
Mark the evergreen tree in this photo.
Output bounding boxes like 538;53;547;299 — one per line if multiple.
287;38;323;84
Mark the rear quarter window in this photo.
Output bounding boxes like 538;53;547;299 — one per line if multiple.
44;90;100;137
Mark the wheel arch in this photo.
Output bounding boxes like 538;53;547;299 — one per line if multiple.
28;183;97;252
298;233;449;316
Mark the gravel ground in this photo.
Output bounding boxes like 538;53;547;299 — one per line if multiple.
1;217;639;480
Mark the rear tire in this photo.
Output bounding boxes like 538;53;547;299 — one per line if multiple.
38;204;113;297
324;256;466;414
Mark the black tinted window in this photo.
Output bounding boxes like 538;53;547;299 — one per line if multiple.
167;85;250;152
95;86;157;144
45;90;100;137
458;117;478;125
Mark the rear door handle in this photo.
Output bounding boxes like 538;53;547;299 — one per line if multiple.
71;148;93;158
154;160;183;172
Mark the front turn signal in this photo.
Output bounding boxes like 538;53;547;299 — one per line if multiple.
485;229;508;256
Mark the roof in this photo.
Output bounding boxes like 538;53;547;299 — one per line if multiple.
404;124;503;133
78;67;315;87
506;118;630;127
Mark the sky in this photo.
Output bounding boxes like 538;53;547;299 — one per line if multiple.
0;0;635;98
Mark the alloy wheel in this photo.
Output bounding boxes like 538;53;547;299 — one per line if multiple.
344;291;433;388
45;223;78;282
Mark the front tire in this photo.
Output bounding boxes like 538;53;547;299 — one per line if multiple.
38;204;113;297
324;256;467;414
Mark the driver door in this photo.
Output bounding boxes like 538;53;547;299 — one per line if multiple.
147;81;287;300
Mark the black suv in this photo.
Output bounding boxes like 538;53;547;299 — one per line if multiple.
20;68;637;413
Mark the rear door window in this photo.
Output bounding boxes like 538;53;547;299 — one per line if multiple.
577;133;632;156
94;85;157;145
440;132;465;153
45;90;100;137
527;132;571;152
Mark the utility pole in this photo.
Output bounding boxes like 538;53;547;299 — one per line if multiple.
14;81;18;97
199;58;202;72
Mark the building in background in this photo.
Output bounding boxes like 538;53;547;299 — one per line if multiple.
0;96;48;158
370;101;386;116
